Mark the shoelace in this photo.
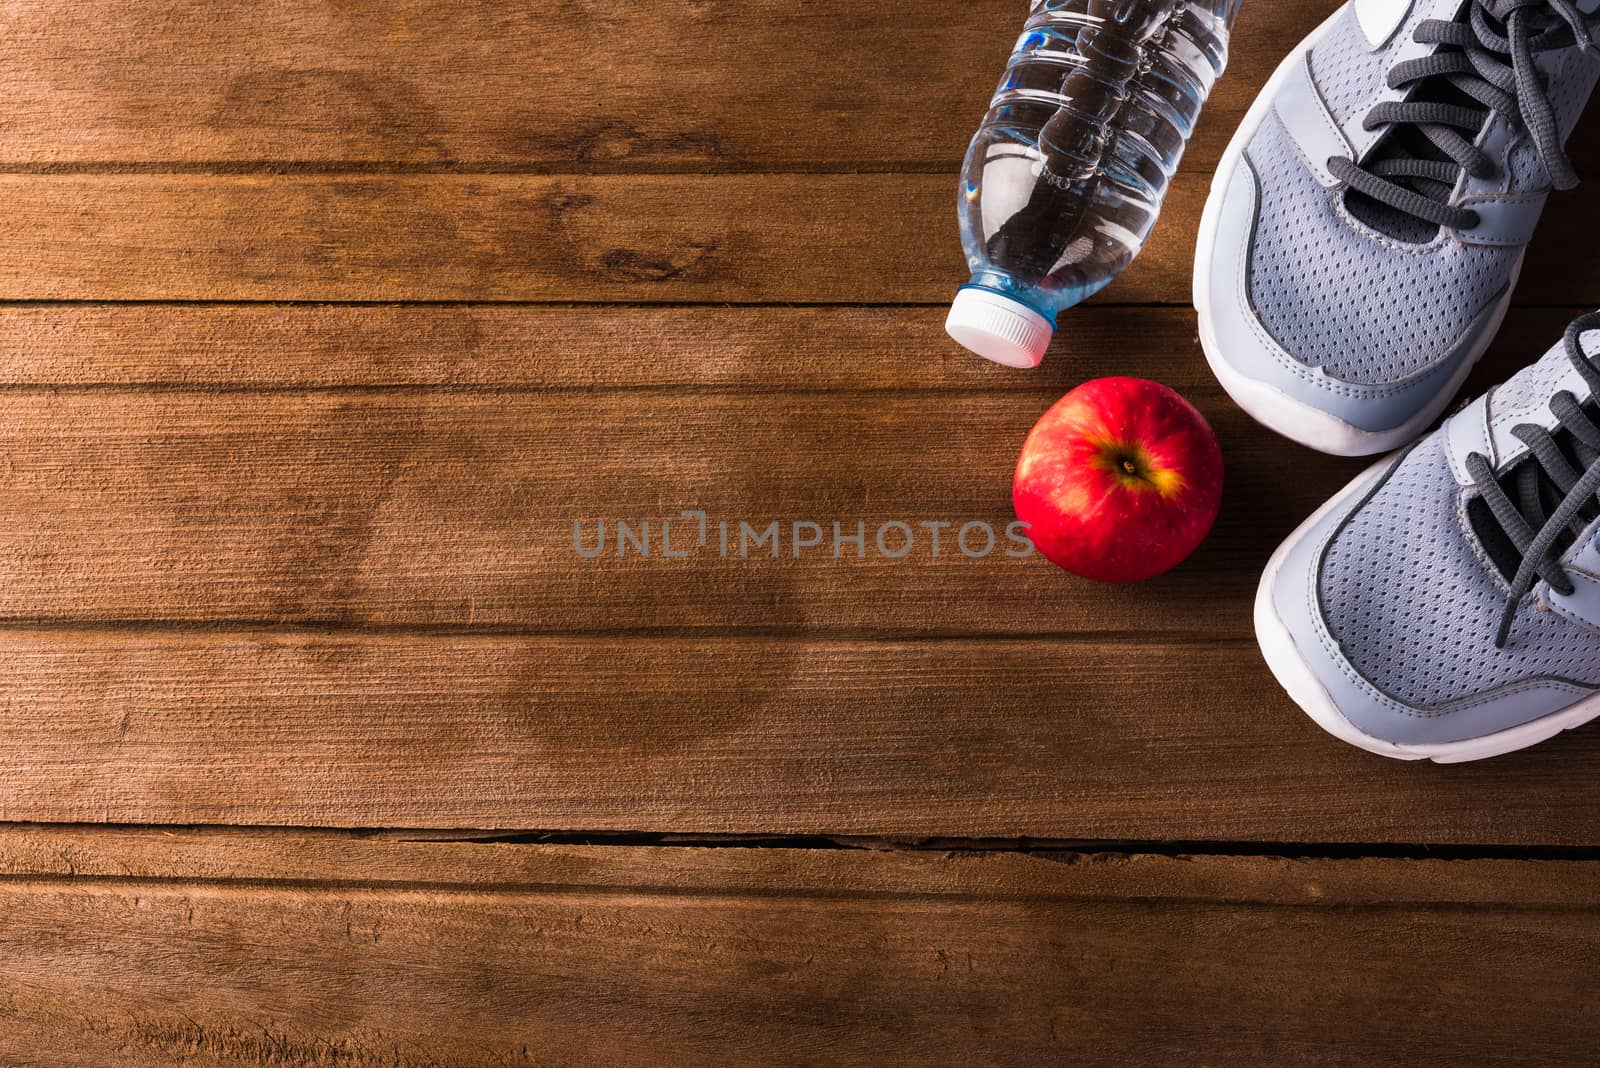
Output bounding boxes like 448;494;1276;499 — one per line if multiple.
1467;312;1600;648
1328;0;1595;231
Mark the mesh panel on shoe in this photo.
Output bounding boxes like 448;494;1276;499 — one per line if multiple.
1308;8;1390;126
1507;141;1549;191
1244;114;1519;383
1320;436;1600;708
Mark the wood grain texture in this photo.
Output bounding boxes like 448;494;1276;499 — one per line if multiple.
6;0;1596;179
0;303;1581;390
1;171;1597;303
5;630;1600;842
0;0;1332;171
0;384;1352;634
0;172;1043;302
0;303;1200;389
0;830;1596;1067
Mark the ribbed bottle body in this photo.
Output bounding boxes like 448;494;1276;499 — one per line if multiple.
957;0;1240;320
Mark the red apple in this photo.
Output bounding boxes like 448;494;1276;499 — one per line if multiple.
1013;377;1223;583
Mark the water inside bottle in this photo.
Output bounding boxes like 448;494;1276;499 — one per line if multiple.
958;0;1241;321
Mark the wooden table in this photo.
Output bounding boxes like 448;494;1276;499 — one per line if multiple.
2;1;1599;1063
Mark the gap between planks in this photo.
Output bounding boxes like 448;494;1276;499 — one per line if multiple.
10;821;1600;867
1;824;1599;908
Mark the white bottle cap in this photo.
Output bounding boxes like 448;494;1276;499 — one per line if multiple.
945;287;1054;369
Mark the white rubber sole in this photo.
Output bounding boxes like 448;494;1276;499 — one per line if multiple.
1192;8;1514;458
1256;459;1600;762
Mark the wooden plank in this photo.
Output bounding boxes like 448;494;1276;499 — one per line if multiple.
5;630;1600;843
0;303;1200;389
0;830;1597;1065
9;0;1597;179
0;172;998;303
0;303;1203;389
0;0;1335;171
0;303;1579;391
0;384;1351;635
1;172;1596;303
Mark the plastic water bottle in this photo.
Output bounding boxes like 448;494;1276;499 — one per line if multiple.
946;0;1242;367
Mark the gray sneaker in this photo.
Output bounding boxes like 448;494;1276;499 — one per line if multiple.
1259;312;1600;761
1195;0;1600;456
